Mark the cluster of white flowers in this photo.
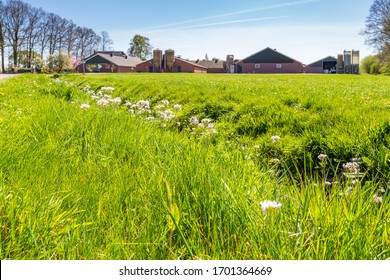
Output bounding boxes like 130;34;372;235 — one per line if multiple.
343;162;360;174
129;100;151;114
80;104;90;110
101;86;115;93
260;200;282;214
157;110;175;122
189;117;218;136
80;84;219;137
373;194;383;204
318;154;327;162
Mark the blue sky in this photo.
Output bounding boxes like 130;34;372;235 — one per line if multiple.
25;0;374;63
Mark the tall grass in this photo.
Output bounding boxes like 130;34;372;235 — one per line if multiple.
0;73;389;260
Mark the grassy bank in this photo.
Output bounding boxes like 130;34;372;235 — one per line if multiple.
0;73;389;259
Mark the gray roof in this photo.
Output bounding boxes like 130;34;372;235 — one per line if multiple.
85;52;143;67
238;47;301;64
308;56;337;67
192;59;225;69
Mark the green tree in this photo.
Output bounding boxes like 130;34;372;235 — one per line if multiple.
128;34;152;61
363;0;390;73
360;55;380;73
47;53;72;73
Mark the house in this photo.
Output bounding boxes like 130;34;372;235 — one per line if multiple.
235;47;304;74
305;56;338;73
76;51;142;73
136;49;208;73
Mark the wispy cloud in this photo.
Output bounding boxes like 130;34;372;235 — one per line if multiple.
139;0;321;31
149;16;292;32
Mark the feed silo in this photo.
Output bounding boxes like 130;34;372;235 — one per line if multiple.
352;50;360;74
344;50;352;73
165;49;175;72
153;49;162;72
226;55;235;73
337;54;344;73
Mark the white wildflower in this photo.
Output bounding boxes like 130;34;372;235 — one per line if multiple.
201;118;212;124
101;86;115;92
207;123;214;129
112;97;122;105
161;100;169;105
318;154;327;161
124;102;132;107
260;200;282;214
254;145;260;149
271;135;281;143
189;116;199;125
80;104;90;110
343;162;360;174
97;98;109;106
373;194;383;204
173;104;182;110
155;104;166;110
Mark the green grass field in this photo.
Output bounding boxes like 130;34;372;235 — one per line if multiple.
0;73;389;260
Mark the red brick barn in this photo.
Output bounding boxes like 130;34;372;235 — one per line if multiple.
76;51;142;73
136;49;207;73
235;47;303;74
305;56;338;74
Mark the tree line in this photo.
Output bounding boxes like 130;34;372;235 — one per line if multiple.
362;0;390;74
0;0;113;73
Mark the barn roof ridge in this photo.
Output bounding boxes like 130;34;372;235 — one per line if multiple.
237;47;302;64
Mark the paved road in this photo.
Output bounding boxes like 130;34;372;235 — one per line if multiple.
0;74;17;81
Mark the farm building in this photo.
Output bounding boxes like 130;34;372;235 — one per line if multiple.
235;47;304;74
136;49;208;73
76;51;142;73
192;58;226;73
305;56;338;74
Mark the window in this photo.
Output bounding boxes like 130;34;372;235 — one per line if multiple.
276;64;282;69
255;64;261;69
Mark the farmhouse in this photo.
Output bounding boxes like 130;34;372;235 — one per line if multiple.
136;49;208;73
235;47;304;74
305;56;338;74
76;51;142;73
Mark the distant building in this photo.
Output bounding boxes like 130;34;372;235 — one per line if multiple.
305;56;338;74
76;51;142;73
305;51;360;74
235;47;304;74
192;58;227;73
136;49;208;73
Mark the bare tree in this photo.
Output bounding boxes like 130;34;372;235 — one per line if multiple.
25;6;43;68
363;0;390;50
0;0;5;72
4;0;30;69
65;20;77;57
46;13;62;55
36;11;49;58
100;31;113;51
75;27;100;59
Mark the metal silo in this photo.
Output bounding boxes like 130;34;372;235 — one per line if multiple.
344;50;352;73
352;50;360;74
165;49;175;72
337;54;344;73
153;49;162;72
226;55;235;73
